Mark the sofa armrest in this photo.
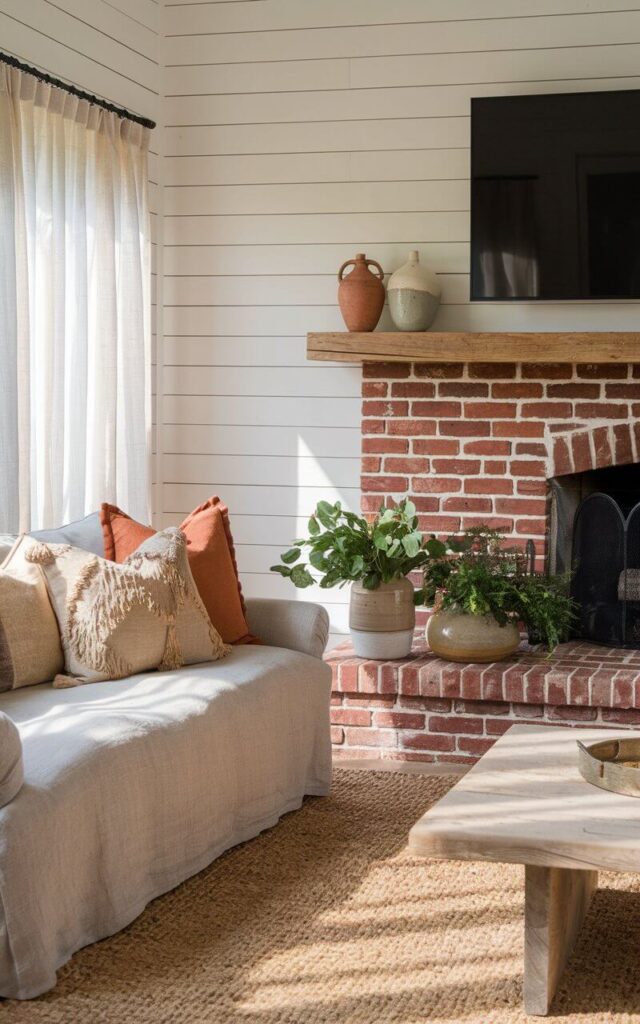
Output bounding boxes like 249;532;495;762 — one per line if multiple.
0;712;23;808
244;598;330;660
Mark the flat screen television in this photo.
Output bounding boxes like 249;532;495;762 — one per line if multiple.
470;89;640;301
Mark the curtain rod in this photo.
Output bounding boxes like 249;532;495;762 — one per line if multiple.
0;51;156;130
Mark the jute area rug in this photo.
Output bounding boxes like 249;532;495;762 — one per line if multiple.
4;769;640;1024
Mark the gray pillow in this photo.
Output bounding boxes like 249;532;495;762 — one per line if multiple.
30;511;104;556
0;712;23;807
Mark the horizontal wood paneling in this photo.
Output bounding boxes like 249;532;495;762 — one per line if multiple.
159;0;640;645
164;76;640;127
164;42;640;97
163;243;469;276
163;0;635;33
163;483;359;517
162;423;360;457
352;43;640;92
166;10;640;66
164;180;467;216
163;453;360;487
162;365;361;398
164;149;469;185
163;301;640;338
50;0;157;60
162;273;467;306
164;58;349;97
164;117;469;156
106;0;158;32
0;0;158;120
163;395;360;428
164;212;468;246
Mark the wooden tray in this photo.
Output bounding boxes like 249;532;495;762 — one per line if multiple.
577;737;640;797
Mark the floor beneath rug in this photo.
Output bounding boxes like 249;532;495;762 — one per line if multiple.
7;769;640;1023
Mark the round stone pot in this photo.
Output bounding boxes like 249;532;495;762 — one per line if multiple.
349;577;415;659
426;608;520;663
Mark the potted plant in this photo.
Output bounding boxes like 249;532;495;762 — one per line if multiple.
419;527;575;662
271;499;428;658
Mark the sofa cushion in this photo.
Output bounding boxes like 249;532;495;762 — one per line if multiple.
0;537;64;691
100;498;255;645
30;511;104;556
0;712;23;807
27;528;229;686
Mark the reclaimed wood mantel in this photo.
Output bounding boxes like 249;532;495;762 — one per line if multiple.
307;331;640;364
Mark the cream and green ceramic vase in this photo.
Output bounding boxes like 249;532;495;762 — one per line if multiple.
349;577;415;659
426;607;520;663
387;250;441;331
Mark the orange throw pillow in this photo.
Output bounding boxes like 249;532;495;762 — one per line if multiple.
100;498;256;644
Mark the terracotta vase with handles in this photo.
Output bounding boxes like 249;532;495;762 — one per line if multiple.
337;253;385;332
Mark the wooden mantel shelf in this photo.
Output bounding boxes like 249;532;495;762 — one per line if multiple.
307;331;640;364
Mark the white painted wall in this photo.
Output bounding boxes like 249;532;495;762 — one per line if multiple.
158;0;640;647
8;1;640;647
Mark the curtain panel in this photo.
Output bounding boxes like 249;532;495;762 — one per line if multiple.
0;64;151;532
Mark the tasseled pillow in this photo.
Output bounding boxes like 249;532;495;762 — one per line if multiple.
26;528;229;686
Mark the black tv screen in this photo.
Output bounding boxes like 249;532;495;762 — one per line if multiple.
470;89;640;301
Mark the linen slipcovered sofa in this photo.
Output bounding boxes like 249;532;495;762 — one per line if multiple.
0;516;332;1000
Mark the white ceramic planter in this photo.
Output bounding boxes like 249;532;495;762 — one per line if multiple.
426;608;521;663
349;578;415;659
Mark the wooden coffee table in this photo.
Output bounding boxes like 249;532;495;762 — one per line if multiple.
408;724;640;1016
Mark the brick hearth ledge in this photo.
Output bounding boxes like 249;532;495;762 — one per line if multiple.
326;633;640;765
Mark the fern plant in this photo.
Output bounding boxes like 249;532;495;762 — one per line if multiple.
418;527;575;652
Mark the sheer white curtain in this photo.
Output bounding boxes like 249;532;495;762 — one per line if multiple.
0;63;151;532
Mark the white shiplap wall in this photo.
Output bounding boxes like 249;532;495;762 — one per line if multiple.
7;1;640;647
0;0;161;514
159;0;640;647
0;0;159;117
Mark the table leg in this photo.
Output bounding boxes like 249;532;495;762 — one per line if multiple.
523;864;597;1016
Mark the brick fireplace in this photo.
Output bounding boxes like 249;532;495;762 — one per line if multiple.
328;358;640;763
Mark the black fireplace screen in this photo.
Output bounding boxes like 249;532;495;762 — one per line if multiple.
550;464;640;648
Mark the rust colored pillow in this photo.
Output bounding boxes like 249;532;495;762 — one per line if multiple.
100;499;256;644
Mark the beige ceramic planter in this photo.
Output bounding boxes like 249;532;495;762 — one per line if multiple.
349;577;415;659
426;608;520;663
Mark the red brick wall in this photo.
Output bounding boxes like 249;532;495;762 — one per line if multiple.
327;359;640;763
362;360;640;583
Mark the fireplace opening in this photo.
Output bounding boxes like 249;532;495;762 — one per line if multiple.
549;463;640;647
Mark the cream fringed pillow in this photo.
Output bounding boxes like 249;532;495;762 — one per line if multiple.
26;528;230;687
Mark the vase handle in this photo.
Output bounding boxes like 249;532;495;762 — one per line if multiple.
338;257;384;281
337;259;355;281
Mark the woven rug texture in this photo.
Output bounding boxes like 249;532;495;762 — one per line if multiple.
3;768;640;1024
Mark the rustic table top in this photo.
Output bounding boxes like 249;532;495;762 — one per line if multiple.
408;724;640;873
